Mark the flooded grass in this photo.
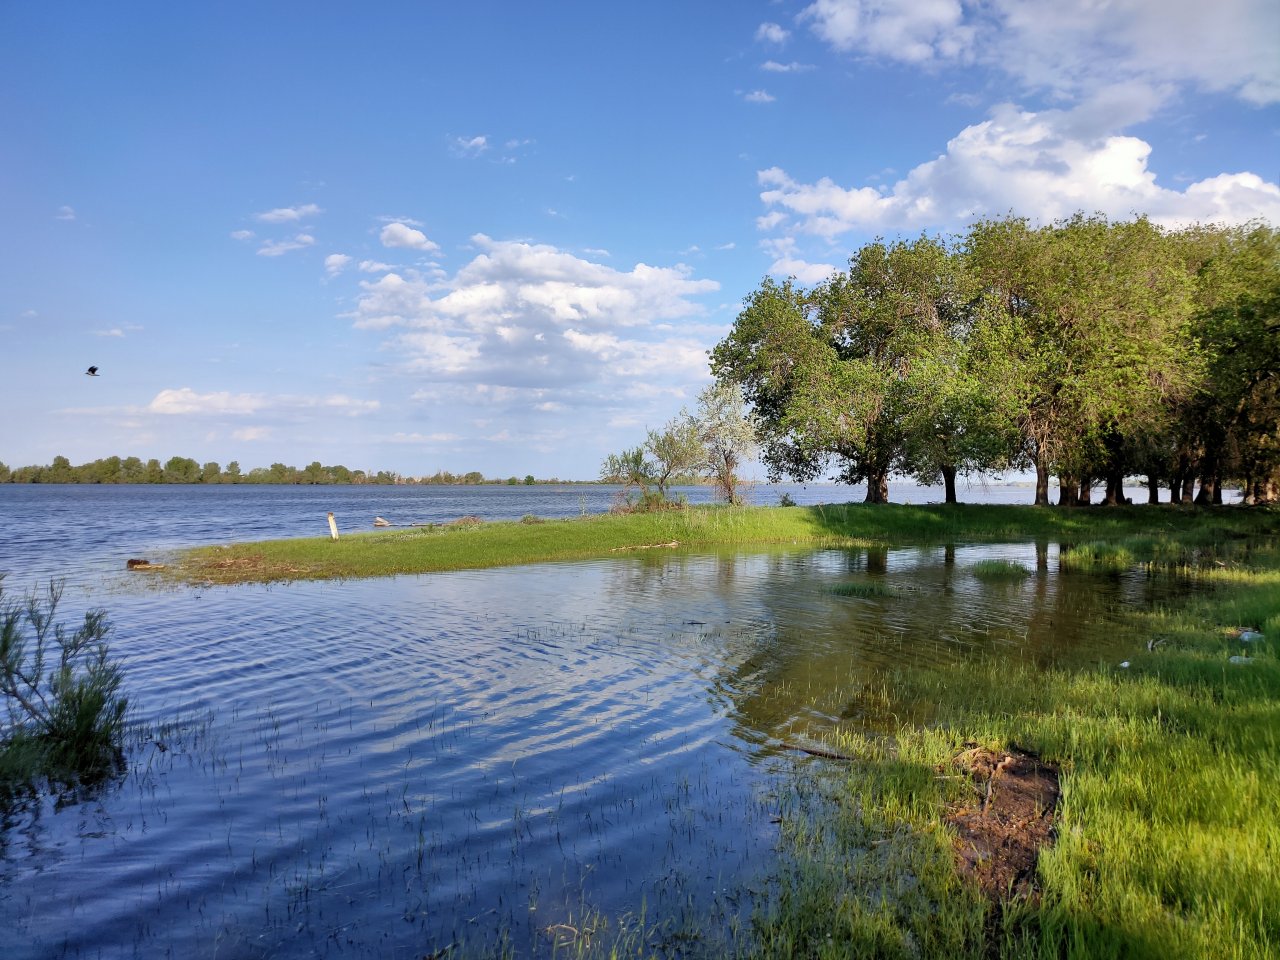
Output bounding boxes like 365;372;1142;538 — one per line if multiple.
754;544;1280;959
970;558;1033;580
169;503;1275;584
830;580;900;598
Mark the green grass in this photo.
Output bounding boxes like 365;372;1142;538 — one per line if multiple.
170;502;1279;584
971;558;1033;580
751;545;1280;959
831;580;900;598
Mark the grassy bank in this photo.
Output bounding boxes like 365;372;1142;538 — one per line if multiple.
750;541;1280;959
171;502;1276;584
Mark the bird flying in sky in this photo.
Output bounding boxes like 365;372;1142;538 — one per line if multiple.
85;366;99;376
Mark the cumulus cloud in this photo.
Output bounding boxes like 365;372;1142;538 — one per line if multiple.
254;203;323;223
380;222;440;252
757;102;1280;239
348;236;718;398
359;259;395;273
324;253;353;276
743;89;777;103
232;426;272;441
230;229;255;241
756;22;790;44
258;234;316;257
802;0;1279;104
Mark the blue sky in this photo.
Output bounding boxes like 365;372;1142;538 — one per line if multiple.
2;1;1277;480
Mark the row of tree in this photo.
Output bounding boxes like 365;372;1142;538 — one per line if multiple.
600;383;758;505
711;215;1278;505
0;457;546;486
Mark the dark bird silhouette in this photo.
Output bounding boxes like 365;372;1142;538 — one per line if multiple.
85;366;99;376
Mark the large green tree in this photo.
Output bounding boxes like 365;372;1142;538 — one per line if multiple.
966;214;1197;505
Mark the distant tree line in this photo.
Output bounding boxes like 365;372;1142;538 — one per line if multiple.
0;458;558;486
712;214;1278;505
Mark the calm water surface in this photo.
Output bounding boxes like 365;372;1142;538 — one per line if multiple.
0;485;1182;958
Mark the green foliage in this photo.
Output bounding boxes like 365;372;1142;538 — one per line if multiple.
970;558;1032;580
755;535;1280;959
0;578;128;786
716;214;1277;506
645;409;702;497
694;381;757;504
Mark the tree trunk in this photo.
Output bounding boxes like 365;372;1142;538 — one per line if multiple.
1078;479;1092;505
1103;472;1124;506
941;464;957;504
1034;460;1051;506
1058;473;1078;507
1147;474;1160;504
864;468;889;504
1195;457;1217;505
1180;471;1196;504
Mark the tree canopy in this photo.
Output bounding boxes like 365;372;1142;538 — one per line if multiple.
712;214;1278;505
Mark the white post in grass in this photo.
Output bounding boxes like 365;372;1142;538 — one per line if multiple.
328;512;339;540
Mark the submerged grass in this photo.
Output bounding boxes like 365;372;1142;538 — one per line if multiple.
171;502;1278;585
752;543;1280;959
971;558;1033;580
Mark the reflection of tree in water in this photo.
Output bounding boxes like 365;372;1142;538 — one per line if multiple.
690;544;1202;751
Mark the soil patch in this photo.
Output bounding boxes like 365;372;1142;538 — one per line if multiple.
945;745;1060;902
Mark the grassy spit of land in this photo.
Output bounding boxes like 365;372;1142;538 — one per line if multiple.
171;501;1273;585
166;504;1280;958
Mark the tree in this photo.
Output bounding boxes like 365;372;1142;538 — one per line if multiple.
693;382;756;504
713;237;1001;502
523;474;536;485
599;446;655;496
645;410;702;498
965;214;1197;505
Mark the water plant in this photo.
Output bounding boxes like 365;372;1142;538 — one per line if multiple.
970;558;1032;580
0;577;128;787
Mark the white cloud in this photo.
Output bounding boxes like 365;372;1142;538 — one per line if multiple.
254;203;323;223
802;0;1279;104
802;0;971;64
257;233;316;257
380;222;440;252
324;253;353;276
384;431;461;443
348;236;718;397
55;205;76;221
94;328;125;338
230;229;255;241
149;388;263;415
743;89;777;104
359;259;395;273
757;102;1280;237
148;388;379;417
451;135;490;156
761;60;814;73
232;427;272;441
756;22;790;44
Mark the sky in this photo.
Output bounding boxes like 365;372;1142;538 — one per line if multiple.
2;1;1277;480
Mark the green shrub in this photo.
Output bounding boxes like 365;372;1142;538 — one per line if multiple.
1;578;128;786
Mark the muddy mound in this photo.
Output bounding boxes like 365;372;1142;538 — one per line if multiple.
946;745;1060;902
